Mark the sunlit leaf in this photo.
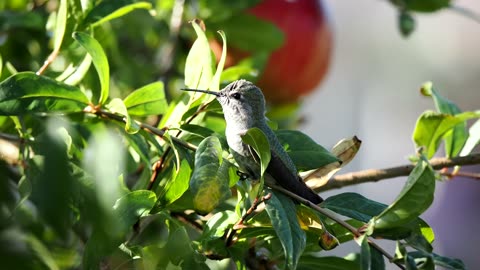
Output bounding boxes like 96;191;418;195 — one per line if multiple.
160;160;192;206
209;30;227;91
73;32;110;105
459;119;480;156
420;82;467;157
107;98;140;134
63;54;92;85
83;0;152;28
373;158;435;229
53;0;68;52
184;19;215;90
124;81;168;116
412;111;480;158
241;127;271;178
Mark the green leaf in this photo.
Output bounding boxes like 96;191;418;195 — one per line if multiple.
29;119;74;239
265;191;306;270
201;210;238;240
398;11;415;37
412;111;480;158
459;119;480;156
53;0;68;52
322;193;387;223
241;127;271;178
160;160;192;206
275;130;339;171
190;136;230;213
112;190;156;226
123;81;168;116
357;235;370;270
297;256;361;270
373;158;435;229
83;0;152;28
184;20;215;89
431;253;465;270
370;246;386;270
209;30;227;91
214;13;284;52
420;82;467;157
406;251;435;270
389;0;451;12
0;72;89;115
106;98;139;134
73;32;110;105
180;124;215;138
63;54;92;85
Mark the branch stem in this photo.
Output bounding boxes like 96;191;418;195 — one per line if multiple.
319;153;480;191
268;184;405;269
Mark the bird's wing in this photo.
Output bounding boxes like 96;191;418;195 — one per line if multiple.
266;150;323;204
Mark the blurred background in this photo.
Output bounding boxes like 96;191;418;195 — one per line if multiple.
301;0;480;268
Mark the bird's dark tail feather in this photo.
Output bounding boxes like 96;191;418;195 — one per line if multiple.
266;152;323;204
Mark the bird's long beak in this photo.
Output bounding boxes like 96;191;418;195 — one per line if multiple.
181;88;220;97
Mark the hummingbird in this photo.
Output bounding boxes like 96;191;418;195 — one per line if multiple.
182;80;323;204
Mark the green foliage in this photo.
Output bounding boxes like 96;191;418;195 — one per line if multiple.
0;1;471;270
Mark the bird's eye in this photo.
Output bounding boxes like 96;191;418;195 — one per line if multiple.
231;92;241;100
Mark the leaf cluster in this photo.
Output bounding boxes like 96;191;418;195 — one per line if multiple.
0;1;474;270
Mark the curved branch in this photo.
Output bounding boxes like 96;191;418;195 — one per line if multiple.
318;153;480;191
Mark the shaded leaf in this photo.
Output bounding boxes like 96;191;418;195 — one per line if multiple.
275;130;339;171
373;158;435;229
73;32;110;105
398;11;415;37
431;253;465;270
0;72;89;115
112;190;156;226
297;256;361;270
389;0;451;12
323;192;387;223
213;13;284;51
265;191;306;270
124;81;168;116
190;136;230;213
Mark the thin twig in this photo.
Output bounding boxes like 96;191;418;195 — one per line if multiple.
37;51;59;75
441;170;480;180
268;184;405;270
319;153;480;191
225;193;272;247
90;108;197;151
